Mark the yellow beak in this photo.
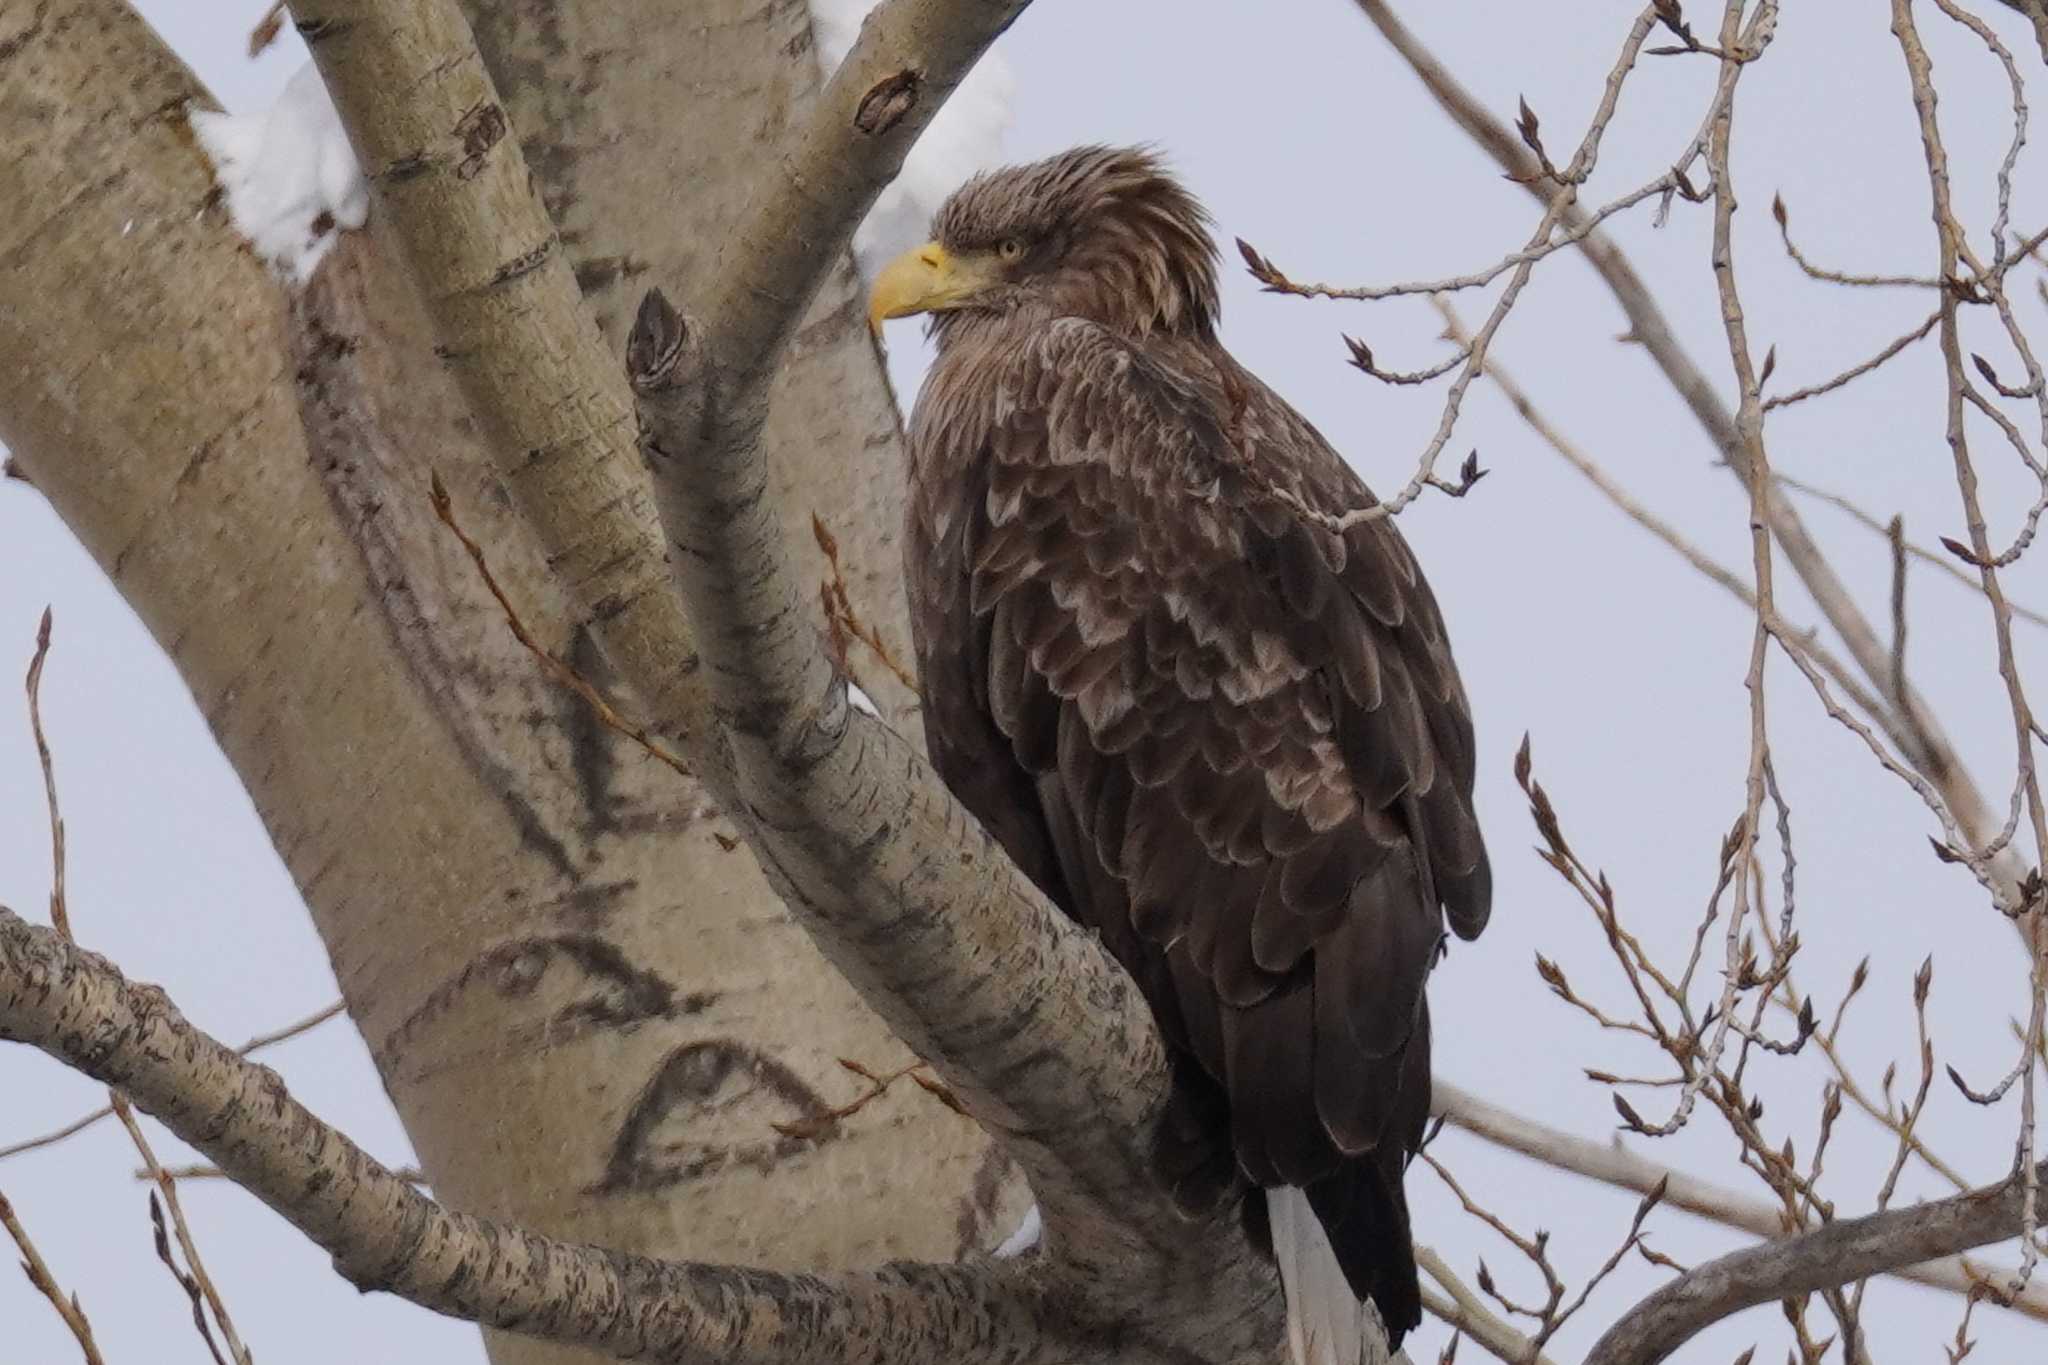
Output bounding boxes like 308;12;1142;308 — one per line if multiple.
866;241;994;336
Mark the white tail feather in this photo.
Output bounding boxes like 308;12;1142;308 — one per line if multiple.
1269;1186;1377;1365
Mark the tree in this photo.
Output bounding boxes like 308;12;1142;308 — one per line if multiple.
4;1;2048;1363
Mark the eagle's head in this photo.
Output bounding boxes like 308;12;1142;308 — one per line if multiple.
868;145;1221;342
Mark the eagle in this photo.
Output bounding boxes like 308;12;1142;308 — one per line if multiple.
868;146;1491;1361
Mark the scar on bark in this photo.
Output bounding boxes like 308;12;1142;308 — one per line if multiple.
595;1039;838;1194
454;100;508;180
376;932;711;1078
854;70;921;135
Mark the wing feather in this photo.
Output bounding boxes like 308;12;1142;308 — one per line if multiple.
906;316;1489;1337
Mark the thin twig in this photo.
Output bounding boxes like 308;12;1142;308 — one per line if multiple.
429;473;691;778
145;1182;231;1365
1771;193;1939;289
770;1056;963;1139
0;1188;106;1364
812;514;919;697
0;1000;344;1162
1772;472;2048;628
1255;4;1668;527
26;608;68;939
113;1084;250;1365
1761;310;1939;411
1416;1245;1562;1365
22;616;253;1364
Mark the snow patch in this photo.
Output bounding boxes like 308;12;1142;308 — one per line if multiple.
993;1203;1041;1258
807;0;1013;273
190;62;368;286
848;681;881;717
187;17;1001;286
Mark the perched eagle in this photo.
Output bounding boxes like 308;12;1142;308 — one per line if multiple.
870;147;1491;1360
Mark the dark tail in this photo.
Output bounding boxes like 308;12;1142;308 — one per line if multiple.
1305;1160;1421;1347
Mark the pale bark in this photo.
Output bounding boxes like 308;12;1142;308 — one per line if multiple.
293;0;1291;1349
0;907;1082;1365
1583;1156;2048;1365
624;286;1288;1351
0;0;1307;1359
0;7;1012;1365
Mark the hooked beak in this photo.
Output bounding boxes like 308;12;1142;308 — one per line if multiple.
866;241;997;336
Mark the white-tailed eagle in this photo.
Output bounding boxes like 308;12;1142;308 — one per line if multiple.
871;146;1491;1362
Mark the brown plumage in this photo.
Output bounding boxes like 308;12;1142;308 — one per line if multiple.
877;147;1490;1350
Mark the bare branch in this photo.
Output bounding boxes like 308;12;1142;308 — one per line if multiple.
25;609;67;939
1416;1244;1563;1365
623;288;1273;1340
813;514;921;699
295;0;715;769
1772;472;2048;628
1761;310;1940;412
0;1001;343;1162
1584;1154;2048;1364
1770;193;1939;289
1436;1081;2048;1318
112;1092;251;1365
1894;0;2048;1290
0;907;1082;1365
0;1188;105;1365
1358;0;2040;922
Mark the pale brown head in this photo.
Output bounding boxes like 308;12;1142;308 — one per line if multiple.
868;146;1222;343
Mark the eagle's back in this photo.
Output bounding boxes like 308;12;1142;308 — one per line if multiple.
904;315;1489;1343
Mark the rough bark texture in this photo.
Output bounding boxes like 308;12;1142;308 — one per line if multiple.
0;906;1089;1365
0;6;1015;1365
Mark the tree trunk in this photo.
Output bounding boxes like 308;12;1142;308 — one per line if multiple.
0;6;1020;1364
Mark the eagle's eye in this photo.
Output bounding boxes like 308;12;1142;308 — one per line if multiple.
996;237;1026;264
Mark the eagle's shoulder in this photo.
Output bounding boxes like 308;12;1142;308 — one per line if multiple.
990;317;1232;483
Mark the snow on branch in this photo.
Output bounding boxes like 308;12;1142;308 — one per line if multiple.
190;63;367;285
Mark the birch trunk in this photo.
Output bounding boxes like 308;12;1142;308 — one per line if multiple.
0;5;1018;1363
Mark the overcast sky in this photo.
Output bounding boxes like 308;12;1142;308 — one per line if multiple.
6;3;2048;1361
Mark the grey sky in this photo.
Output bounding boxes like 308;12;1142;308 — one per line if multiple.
5;3;2046;1361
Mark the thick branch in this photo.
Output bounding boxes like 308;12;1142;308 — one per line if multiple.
624;291;1283;1353
700;0;1031;392
293;0;714;757
0;906;1075;1365
301;0;1289;1358
1584;1157;2048;1364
